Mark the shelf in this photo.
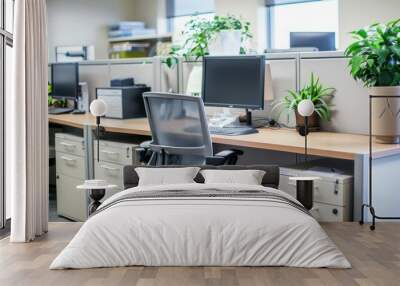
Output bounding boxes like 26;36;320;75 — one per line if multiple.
108;33;172;43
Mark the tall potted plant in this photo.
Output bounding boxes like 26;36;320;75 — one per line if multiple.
273;73;335;133
166;15;252;67
345;18;400;143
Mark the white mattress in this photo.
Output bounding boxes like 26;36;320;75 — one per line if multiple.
50;183;351;269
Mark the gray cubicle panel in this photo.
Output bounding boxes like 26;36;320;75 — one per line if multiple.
79;64;110;102
49;58;159;102
264;54;298;127
79;59;155;101
160;60;179;93
299;52;369;135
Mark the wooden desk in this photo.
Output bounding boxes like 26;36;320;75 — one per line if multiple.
49;113;400;222
49;113;400;160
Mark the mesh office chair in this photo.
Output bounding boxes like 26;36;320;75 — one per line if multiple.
141;92;243;165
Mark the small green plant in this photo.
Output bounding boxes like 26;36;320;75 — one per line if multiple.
166;15;252;67
273;73;335;121
345;18;400;87
48;96;67;107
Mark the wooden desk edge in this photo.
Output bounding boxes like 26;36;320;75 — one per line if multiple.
49;116;400;161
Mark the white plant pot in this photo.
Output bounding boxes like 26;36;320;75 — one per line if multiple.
208;30;242;56
370;86;400;143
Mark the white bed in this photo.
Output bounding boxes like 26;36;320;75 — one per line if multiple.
50;183;351;269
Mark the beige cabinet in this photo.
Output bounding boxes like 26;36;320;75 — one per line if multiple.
279;165;353;222
55;133;87;221
94;140;139;200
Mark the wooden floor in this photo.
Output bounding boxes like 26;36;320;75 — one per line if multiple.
0;222;399;286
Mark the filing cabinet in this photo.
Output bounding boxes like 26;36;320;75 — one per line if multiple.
94;140;139;200
279;166;353;222
55;133;87;221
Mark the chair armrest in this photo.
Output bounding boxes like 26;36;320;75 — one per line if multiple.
136;141;153;164
206;149;243;165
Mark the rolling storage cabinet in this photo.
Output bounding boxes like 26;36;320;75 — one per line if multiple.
279;166;353;222
94;140;140;200
55;133;87;221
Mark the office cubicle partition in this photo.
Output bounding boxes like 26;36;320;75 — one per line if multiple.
49;51;368;135
48;57;180;102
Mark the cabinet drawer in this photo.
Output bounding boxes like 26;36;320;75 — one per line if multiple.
56;153;85;179
94;140;139;165
313;180;350;206
94;161;124;189
280;175;350;206
311;203;350;222
56;174;87;221
55;134;85;157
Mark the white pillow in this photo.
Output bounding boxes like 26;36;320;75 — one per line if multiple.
200;169;266;185
135;167;200;186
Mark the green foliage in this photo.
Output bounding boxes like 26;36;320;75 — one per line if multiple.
345;18;400;87
272;73;335;121
166;15;252;68
48;96;67;107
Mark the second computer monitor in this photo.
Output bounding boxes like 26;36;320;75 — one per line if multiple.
290;32;336;51
202;55;265;110
51;62;79;100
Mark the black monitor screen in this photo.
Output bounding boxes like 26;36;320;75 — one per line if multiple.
202;55;265;110
51;63;79;99
290;32;336;51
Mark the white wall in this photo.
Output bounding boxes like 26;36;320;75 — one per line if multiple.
47;0;138;61
338;0;400;49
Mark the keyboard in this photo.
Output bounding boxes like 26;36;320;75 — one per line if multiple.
208;126;258;136
48;107;74;115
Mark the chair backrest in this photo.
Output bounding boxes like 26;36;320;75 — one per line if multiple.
143;92;213;165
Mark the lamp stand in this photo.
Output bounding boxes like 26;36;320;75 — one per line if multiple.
304;116;308;162
96;116;100;162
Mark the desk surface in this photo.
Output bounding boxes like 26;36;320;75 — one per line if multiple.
49;114;400;160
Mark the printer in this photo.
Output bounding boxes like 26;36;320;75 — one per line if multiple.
96;78;150;119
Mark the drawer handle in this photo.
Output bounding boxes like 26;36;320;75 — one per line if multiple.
100;165;119;171
60;142;76;148
332;208;338;215
60;142;75;146
61;156;76;162
101;150;119;156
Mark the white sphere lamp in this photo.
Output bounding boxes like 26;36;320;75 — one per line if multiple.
297;99;315;162
90;99;107;117
297;99;314;117
90;99;107;162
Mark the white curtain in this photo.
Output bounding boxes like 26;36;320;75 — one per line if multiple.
8;0;48;242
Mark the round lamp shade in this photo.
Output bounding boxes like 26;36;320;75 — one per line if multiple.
90;99;107;117
297;99;315;117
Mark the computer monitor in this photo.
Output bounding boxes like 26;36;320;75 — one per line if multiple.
290;32;336;51
51;62;79;100
202;55;265;114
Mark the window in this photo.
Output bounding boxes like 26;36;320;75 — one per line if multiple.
1;0;14;229
267;0;338;50
166;0;215;41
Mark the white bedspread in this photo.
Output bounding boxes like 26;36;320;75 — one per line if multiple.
50;183;351;269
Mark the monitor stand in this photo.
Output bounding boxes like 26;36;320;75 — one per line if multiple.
239;109;259;134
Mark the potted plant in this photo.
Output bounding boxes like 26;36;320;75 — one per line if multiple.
166;15;252;68
273;73;335;132
48;83;67;108
345;18;400;143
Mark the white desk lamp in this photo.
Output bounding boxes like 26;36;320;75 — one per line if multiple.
291;99;317;211
297;99;315;162
186;65;202;96
90;99;107;162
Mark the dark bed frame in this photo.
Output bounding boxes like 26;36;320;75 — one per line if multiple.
123;165;280;189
